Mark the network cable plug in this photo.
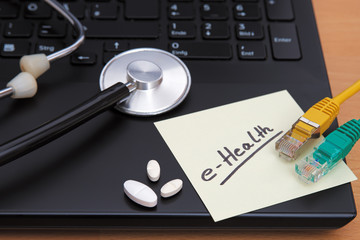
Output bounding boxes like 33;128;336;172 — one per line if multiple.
276;79;360;161
295;119;360;183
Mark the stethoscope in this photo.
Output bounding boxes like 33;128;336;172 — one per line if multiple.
0;1;191;166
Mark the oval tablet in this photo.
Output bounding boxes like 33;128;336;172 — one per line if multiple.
147;160;160;182
160;179;183;198
124;180;157;208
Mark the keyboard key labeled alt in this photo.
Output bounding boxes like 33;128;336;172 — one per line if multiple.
237;42;266;60
269;23;301;60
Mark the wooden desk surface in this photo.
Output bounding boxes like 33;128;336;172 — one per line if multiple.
1;0;359;239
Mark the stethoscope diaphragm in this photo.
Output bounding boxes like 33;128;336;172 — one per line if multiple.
100;48;191;116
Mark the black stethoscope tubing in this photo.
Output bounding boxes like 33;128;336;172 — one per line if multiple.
0;82;130;166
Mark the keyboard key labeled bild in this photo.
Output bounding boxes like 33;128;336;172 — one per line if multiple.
237;42;266;60
269;23;301;60
169;41;232;59
236;22;263;40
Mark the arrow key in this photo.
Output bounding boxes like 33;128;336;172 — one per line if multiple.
103;41;128;52
71;52;97;65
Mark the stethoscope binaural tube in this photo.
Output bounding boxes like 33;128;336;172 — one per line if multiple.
0;48;191;167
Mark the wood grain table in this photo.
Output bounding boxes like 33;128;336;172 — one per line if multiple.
0;0;359;239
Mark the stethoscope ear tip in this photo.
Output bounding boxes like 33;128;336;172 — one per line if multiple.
4;72;38;99
0;53;50;100
20;54;50;79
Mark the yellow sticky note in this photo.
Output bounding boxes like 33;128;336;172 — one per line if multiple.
154;90;357;222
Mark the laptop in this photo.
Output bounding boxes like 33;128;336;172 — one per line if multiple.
0;0;356;228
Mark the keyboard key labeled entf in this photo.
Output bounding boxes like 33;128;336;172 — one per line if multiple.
237;42;266;60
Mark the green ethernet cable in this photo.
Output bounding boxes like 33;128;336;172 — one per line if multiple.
295;119;360;183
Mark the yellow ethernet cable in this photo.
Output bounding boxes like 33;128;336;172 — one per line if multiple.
276;79;360;161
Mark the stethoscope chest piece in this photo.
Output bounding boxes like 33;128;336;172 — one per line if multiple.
99;48;191;116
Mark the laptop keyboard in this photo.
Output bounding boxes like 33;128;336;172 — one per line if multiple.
0;0;301;65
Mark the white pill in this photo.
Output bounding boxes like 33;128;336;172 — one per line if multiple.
160;179;183;198
147;160;160;182
123;180;157;208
